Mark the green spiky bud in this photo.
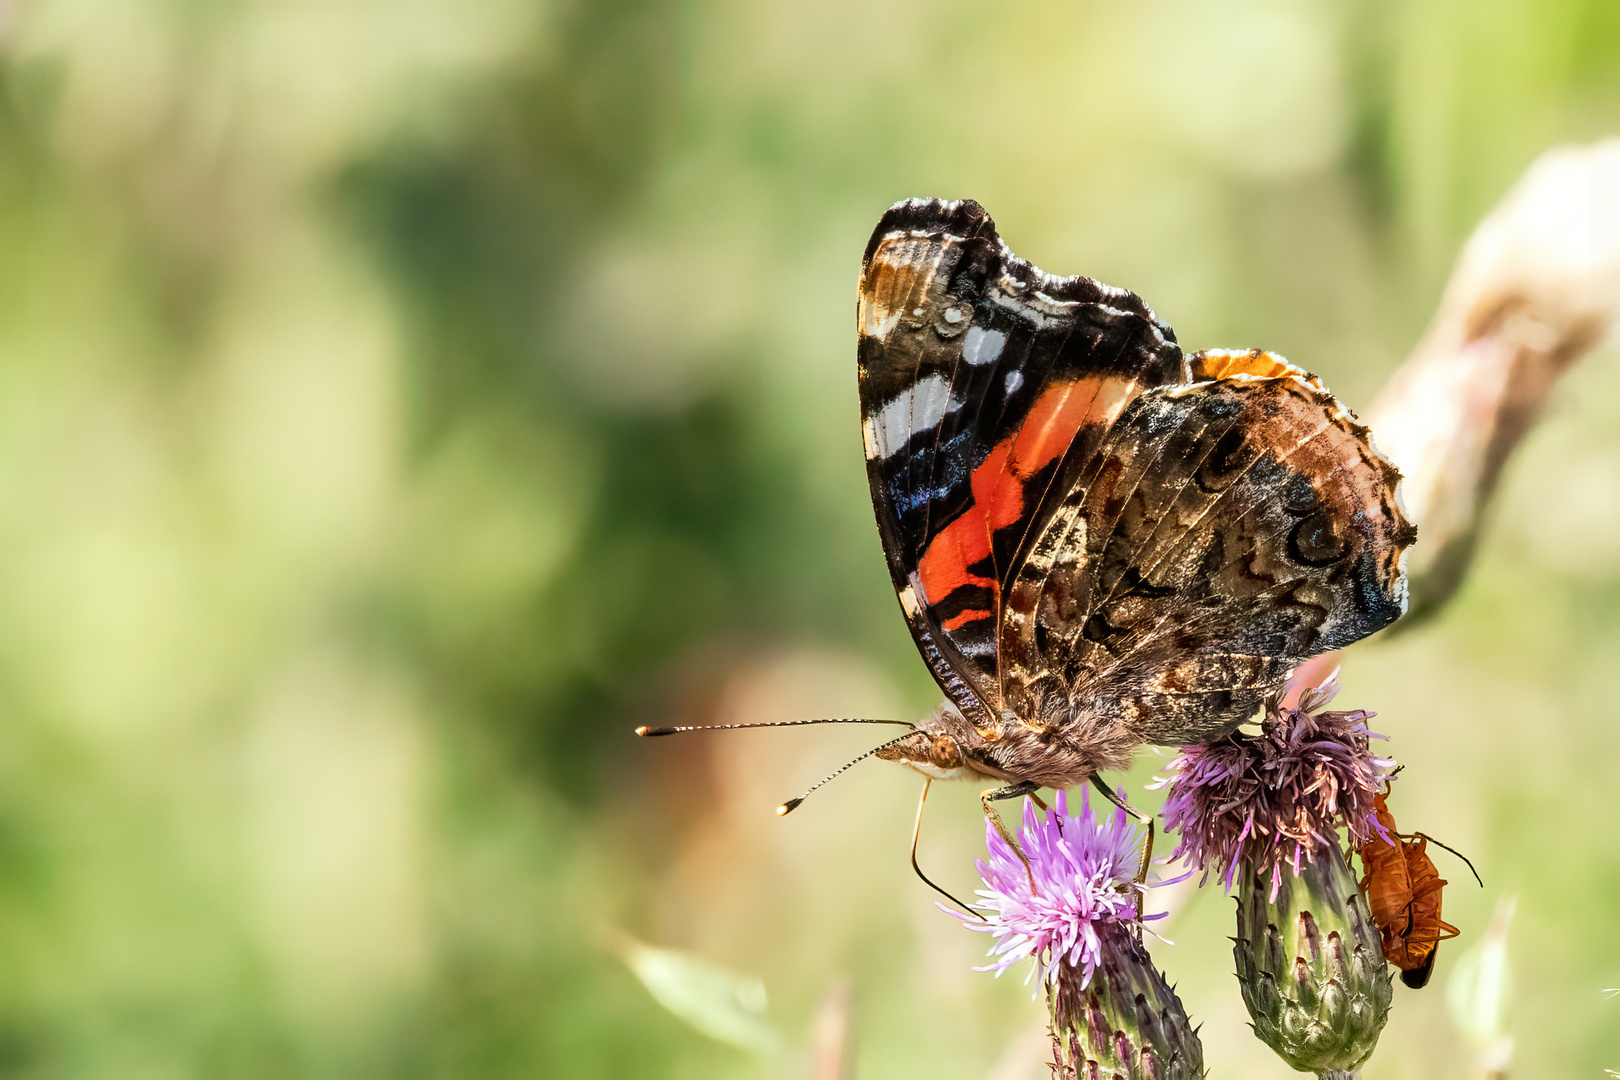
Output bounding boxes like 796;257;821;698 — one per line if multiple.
1233;843;1391;1074
1050;921;1205;1080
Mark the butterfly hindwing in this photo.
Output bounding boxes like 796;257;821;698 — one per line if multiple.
1001;353;1413;745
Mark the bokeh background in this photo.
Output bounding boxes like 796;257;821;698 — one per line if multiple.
0;0;1617;1076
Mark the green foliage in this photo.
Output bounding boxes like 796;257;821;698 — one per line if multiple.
0;0;1614;1076
621;940;778;1056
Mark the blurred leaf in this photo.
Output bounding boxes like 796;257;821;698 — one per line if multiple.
1447;896;1516;1071
620;939;779;1056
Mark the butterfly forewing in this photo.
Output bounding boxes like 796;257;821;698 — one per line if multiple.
858;199;1187;725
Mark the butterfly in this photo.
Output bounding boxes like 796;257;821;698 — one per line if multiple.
856;198;1416;808
638;196;1416;874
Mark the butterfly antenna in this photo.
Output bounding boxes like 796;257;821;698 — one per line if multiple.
636;718;916;737
910;778;977;914
777;733;912;815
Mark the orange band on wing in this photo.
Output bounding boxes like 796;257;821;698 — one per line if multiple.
916;375;1136;609
941;608;993;632
915;518;998;601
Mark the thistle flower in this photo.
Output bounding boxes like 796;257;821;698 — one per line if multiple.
1155;673;1394;900
1155;675;1393;1076
944;790;1150;989
944;790;1203;1079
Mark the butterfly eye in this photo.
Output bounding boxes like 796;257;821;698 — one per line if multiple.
1288;512;1350;567
930;736;964;770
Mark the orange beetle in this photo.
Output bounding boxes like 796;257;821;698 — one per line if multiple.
1357;787;1480;988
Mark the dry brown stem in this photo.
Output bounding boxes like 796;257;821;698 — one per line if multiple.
1370;139;1620;625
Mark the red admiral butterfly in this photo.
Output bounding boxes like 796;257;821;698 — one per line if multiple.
854;199;1413;801
643;199;1414;847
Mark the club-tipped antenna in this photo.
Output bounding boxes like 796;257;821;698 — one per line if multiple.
776;733;913;816
636;718;915;737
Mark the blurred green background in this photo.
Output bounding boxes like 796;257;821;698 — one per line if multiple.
0;0;1616;1076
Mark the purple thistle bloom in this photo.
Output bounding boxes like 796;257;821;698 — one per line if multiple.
1153;672;1395;900
942;788;1159;990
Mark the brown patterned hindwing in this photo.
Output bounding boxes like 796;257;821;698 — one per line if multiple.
1000;355;1414;747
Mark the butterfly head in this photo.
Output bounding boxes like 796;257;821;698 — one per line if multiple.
873;701;996;782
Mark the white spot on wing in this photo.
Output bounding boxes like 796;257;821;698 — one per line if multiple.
863;305;901;339
1004;369;1023;395
962;325;1006;367
870;374;957;460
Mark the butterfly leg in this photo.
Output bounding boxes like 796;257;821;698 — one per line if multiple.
1090;774;1155;887
981;782;1042;892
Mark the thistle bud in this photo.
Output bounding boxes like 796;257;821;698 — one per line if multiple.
1233;842;1391;1073
1051;920;1204;1079
1155;673;1396;1076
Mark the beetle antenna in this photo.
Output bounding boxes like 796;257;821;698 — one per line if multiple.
1416;834;1485;887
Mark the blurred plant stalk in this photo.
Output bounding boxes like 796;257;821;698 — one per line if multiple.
810;980;854;1080
1446;899;1517;1080
1371;139;1620;625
